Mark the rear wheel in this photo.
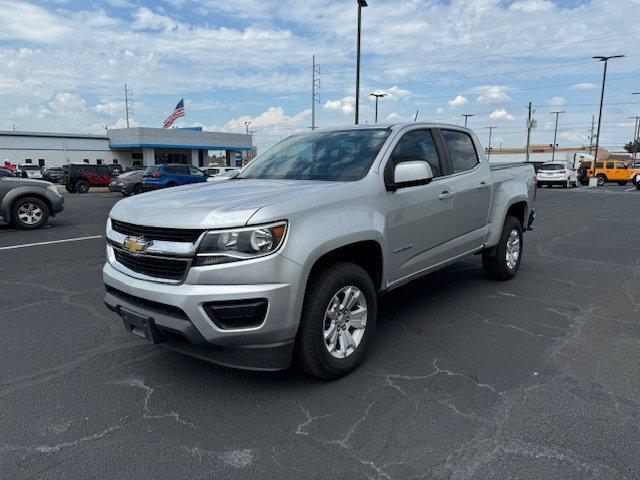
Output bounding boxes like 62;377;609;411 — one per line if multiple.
76;180;90;193
10;197;49;229
482;216;523;281
295;262;377;379
596;174;607;186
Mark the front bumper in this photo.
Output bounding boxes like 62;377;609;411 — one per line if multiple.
102;252;305;371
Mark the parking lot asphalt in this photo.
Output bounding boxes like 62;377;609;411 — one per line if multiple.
1;186;639;480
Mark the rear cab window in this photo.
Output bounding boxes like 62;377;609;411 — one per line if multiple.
540;163;565;171
441;130;479;173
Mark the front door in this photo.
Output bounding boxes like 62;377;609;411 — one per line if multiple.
385;129;456;285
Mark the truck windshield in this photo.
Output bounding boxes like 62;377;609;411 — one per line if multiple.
540;164;565;171
237;129;391;181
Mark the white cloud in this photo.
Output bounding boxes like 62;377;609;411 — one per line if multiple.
133;7;180;31
94;101;123;115
570;83;598;91
225;107;310;132
509;0;555;13
49;93;87;112
546;96;566;106
324;96;355;115
474;86;513;105
560;130;586;142
387;112;404;121
489;109;514;121
372;86;411;101
0;1;72;43
436;107;445;115
448;95;468;107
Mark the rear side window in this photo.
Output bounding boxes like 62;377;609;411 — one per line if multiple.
390;129;443;177
606;162;614;169
174;165;190;175
189;166;204;176
441;130;479;173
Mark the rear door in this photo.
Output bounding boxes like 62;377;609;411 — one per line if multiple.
438;129;491;253
384;128;456;284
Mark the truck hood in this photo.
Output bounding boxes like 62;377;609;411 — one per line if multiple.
109;179;346;229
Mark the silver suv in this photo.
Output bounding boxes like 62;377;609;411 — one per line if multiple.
103;123;535;378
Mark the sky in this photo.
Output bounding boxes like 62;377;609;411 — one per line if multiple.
0;0;638;152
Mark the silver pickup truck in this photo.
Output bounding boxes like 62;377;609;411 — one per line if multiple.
103;123;535;379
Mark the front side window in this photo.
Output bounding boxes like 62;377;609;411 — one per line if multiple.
390;129;442;177
189;166;204;176
616;162;626;169
237;129;390;181
441;130;479;173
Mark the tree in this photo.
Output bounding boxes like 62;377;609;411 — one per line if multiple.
624;139;640;153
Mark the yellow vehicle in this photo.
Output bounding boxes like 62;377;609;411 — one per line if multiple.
582;160;640;186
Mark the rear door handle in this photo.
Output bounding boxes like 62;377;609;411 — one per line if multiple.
479;182;489;191
438;191;455;200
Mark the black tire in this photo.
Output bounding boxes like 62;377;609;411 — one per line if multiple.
10;196;50;229
295;262;377;379
596;174;606;186
617;181;627;186
76;180;90;193
132;183;144;195
636;184;640;190
482;216;523;281
65;184;76;193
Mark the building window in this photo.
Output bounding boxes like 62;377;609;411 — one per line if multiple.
113;159;118;164
96;159;103;165
38;159;45;166
25;159;32;164
83;159;89;163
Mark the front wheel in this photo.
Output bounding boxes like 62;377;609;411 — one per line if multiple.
482;216;523;281
11;197;50;229
596;174;606;186
295;262;377;379
76;180;90;193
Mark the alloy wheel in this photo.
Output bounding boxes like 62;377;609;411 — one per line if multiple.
505;229;521;270
17;203;43;225
323;286;368;359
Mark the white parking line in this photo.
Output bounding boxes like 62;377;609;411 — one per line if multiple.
0;235;103;251
625;187;637;191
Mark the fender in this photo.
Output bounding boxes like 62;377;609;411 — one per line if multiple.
1;186;54;223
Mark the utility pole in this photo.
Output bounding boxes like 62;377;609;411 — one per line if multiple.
550;111;564;161
629;116;640;160
124;84;134;128
355;0;368;125
588;114;595;155
485;126;496;161
311;55;320;130
462;114;475;127
525;102;535;163
590;55;625;186
370;92;386;123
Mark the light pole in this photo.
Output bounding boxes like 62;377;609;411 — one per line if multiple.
485;126;496;161
550;111;564;161
631;92;640;159
462;114;475;127
590;55;625;186
244;121;251;135
355;0;368;125
370;92;386;123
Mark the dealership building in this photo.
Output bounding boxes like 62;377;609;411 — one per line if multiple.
0;127;253;169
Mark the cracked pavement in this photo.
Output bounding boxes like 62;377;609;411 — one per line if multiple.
1;186;639;479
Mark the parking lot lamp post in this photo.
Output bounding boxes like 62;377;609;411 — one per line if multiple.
485;126;496;161
631;92;640;159
244;121;251;135
370;92;386;123
590;55;625;185
355;0;368;125
550;111;564;161
462;114;474;127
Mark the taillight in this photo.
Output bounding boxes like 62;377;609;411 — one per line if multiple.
152;173;164;178
559;170;566;174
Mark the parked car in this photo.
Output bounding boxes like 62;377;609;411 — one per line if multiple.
582;160;640;186
103;123;536;379
204;165;239;176
63;164;112;193
536;161;578;188
109;170;146;196
206;168;239;182
0;166;14;177
108;164;124;177
634;172;640;190
141;164;207;190
42;166;65;183
0;176;64;229
16;164;43;179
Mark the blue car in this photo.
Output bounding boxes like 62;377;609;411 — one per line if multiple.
142;164;207;191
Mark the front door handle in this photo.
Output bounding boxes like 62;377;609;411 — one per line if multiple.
438;191;455;200
478;181;489;191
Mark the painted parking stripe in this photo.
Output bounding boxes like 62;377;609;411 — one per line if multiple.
625;187;636;191
0;235;103;251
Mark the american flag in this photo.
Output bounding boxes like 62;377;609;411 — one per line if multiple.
163;99;185;128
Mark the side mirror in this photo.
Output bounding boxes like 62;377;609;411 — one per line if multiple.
387;160;434;191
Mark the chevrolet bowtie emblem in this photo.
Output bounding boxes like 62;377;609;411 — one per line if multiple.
123;237;150;255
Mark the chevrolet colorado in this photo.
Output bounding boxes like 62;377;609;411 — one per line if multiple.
103;123;536;379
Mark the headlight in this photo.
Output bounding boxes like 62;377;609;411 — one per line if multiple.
46;185;60;195
194;221;287;266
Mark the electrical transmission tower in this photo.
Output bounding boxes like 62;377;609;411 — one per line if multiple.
311;55;320;130
124;84;134;128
